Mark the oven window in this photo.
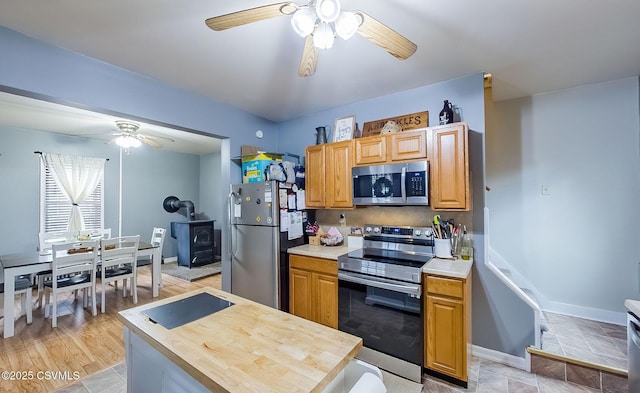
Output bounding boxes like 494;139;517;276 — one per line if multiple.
338;280;422;365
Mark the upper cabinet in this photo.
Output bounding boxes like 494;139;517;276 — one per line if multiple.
305;141;353;209
354;129;427;166
305;144;326;208
428;123;470;211
305;122;469;211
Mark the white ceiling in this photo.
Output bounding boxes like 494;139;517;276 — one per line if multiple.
1;0;639;149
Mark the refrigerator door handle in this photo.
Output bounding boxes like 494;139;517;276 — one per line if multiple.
228;190;236;260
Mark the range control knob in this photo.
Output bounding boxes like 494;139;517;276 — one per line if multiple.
365;226;373;233
373;227;380;234
414;229;422;237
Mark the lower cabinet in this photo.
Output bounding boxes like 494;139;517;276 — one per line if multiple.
289;254;338;329
424;274;471;384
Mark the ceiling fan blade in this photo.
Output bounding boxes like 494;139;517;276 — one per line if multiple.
139;135;162;148
205;2;295;31
356;11;417;60
298;35;318;77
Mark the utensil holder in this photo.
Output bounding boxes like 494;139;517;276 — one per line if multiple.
434;238;452;259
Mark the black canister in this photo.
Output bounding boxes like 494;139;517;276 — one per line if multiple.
439;100;454;125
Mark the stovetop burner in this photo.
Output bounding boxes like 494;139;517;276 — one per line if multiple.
338;224;435;283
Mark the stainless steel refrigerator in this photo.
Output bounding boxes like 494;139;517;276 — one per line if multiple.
228;181;308;309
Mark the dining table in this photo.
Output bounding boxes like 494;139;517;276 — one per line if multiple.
0;241;161;338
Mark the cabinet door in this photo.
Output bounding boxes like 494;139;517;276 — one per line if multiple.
426;295;464;379
391;130;427;161
326;140;353;208
355;136;386;165
305;145;325;208
314;272;338;328
289;268;313;320
429;123;469;210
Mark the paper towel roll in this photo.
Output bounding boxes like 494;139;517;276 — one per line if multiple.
348;372;387;393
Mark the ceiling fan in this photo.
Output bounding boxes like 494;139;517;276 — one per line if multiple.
110;120;175;149
205;0;417;77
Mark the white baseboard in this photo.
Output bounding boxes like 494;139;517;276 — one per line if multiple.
164;256;177;263
472;345;526;371
544;301;627;326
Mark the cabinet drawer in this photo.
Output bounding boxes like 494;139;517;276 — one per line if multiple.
290;254;337;275
426;276;463;298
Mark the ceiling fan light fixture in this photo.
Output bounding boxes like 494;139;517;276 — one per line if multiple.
291;7;317;37
315;0;341;23
313;22;335;49
115;135;142;149
335;11;361;40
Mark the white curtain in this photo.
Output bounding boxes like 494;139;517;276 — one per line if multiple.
42;152;106;232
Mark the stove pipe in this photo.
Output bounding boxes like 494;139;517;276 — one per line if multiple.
163;196;195;220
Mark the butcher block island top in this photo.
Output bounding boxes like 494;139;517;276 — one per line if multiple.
118;287;363;393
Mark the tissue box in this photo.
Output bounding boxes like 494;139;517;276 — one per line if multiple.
309;235;321;245
242;153;282;183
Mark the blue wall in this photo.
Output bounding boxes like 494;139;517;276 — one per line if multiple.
0;127;205;258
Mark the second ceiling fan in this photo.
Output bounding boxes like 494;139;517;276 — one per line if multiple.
205;0;417;77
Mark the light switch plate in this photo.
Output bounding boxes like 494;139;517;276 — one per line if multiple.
541;184;551;196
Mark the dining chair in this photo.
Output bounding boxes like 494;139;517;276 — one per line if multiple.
137;227;165;267
36;231;74;308
43;240;99;328
0;276;34;326
99;235;140;313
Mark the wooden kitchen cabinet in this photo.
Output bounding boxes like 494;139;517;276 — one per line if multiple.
428;122;470;210
305;140;353;209
354;129;427;165
325;141;353;208
424;274;472;385
354;135;387;164
289;254;338;328
305;144;325;208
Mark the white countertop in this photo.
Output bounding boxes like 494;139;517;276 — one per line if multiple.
287;244;356;260
625;299;640;316
422;257;473;279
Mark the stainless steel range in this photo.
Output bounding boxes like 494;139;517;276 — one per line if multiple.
337;224;434;383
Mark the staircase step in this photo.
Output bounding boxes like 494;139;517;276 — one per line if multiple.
527;347;627;391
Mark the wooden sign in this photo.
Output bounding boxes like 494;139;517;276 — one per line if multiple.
362;111;429;137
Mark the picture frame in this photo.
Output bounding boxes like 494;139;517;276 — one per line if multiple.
333;115;356;142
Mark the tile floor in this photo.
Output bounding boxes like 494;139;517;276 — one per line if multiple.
541;312;628;370
53;356;617;393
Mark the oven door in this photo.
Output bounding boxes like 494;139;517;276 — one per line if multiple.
338;271;423;366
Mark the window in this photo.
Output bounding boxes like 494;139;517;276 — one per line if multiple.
40;159;104;233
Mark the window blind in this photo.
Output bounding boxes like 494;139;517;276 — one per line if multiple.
40;161;104;233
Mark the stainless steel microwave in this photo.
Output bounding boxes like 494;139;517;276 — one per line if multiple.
352;161;429;205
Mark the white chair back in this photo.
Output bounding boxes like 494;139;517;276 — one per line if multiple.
77;228;112;240
39;231;73;253
51;241;99;285
150;227;166;249
101;236;140;270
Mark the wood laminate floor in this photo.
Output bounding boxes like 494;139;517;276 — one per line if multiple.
0;266;221;393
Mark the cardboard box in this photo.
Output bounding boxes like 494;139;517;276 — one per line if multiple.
309;235;321;245
241;153;282;183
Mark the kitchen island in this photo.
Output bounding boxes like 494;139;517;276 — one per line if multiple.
118;287;363;393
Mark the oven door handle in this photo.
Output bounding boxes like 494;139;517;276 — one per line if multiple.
338;271;421;298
